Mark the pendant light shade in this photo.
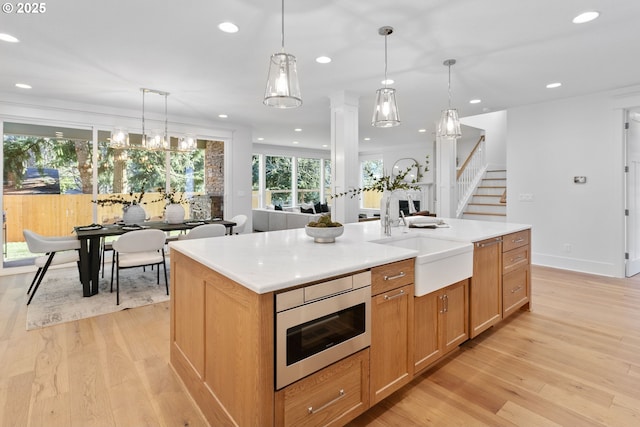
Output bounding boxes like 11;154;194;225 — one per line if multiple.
437;59;461;139
437;108;461;138
372;87;400;128
263;0;302;108
372;26;400;127
264;52;302;108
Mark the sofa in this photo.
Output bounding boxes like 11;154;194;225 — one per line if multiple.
252;208;323;232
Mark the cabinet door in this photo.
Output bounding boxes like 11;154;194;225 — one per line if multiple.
503;265;530;318
370;284;413;405
413;291;441;373
470;237;502;338
442;279;469;353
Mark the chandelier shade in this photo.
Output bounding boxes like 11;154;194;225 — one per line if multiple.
263;0;302;108
372;26;400;127
437;59;461;139
110;128;129;149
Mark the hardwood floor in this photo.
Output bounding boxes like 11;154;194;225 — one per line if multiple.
349;266;640;427
0;265;638;426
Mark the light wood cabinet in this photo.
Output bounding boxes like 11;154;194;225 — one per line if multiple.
470;236;503;338
275;349;370;427
370;260;414;405
414;279;469;374
502;229;531;318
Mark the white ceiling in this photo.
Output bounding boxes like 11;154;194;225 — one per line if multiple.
1;0;640;152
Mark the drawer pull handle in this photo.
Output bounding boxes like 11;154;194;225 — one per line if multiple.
511;286;523;293
477;238;502;248
308;389;345;415
384;272;406;281
512;237;525;243
384;289;405;301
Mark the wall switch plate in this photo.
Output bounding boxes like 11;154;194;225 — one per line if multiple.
574;176;587;184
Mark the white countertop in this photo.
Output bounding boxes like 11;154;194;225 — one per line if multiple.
170;218;531;294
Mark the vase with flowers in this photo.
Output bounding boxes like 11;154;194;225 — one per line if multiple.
331;156;429;236
93;185;148;225
155;187;189;224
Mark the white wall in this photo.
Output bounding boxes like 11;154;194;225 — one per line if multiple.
507;89;640;277
461;110;507;170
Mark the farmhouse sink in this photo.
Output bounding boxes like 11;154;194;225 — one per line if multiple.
379;237;473;296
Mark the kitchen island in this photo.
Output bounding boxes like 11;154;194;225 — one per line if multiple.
168;218;531;427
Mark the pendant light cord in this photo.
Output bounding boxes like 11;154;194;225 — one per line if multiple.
447;63;452;108
280;0;285;51
141;89;146;139
384;34;388;88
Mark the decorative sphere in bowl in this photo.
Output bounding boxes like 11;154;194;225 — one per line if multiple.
305;225;344;243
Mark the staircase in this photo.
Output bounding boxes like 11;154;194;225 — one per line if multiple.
462;170;506;221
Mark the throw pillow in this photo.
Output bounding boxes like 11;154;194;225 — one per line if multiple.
321;203;329;213
300;207;314;214
274;204;283;211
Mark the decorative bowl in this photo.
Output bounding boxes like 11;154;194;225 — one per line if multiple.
305;225;344;243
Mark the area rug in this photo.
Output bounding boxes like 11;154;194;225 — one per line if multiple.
26;266;170;330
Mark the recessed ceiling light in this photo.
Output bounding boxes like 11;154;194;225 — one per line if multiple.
469;99;482;104
218;114;228;118
294;128;302;132
15;83;31;89
381;79;394;85
363;137;371;141
218;22;239;33
0;33;19;43
292;141;299;145
257;137;264;141
315;56;331;64
546;82;562;89
572;11;599;24
322;144;329;148
418;129;426;133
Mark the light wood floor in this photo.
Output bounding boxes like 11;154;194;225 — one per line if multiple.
1;265;639;426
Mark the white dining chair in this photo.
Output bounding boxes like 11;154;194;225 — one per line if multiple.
110;229;167;305
178;224;226;240
23;229;81;305
230;214;247;234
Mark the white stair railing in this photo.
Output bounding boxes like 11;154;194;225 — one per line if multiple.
456;136;487;217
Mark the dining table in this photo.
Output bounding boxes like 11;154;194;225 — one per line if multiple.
73;219;236;297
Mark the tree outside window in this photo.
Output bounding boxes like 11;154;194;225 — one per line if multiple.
265;155;292;207
297;158;321;203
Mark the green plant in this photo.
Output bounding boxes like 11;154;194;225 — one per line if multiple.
307;214;343;228
154;187;189;204
93;182;147;207
331;155;430;198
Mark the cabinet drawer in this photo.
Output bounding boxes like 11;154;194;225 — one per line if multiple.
371;259;414;295
275;349;370;427
502;230;530;252
503;266;529;318
502;245;529;274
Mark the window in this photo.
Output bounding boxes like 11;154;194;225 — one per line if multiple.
253;153;330;208
297;158;321;204
265;155;293;207
361;158;383;209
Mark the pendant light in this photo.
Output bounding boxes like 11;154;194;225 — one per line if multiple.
138;88;170;151
372;26;400;128
437;59;461;139
263;0;302;108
